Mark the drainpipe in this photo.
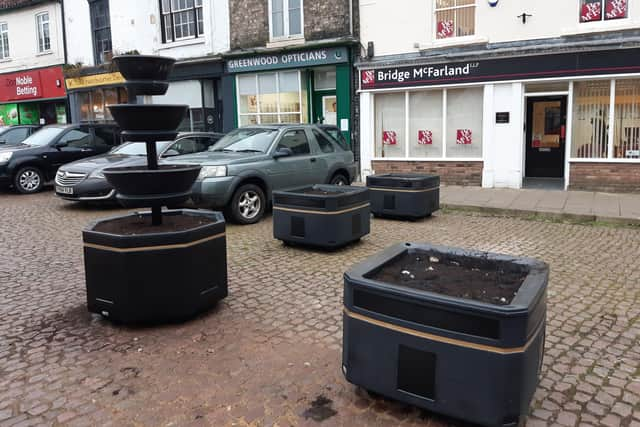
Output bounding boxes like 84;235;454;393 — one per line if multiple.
60;0;68;64
349;0;353;36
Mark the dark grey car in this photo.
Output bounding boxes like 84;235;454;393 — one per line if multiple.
172;124;357;224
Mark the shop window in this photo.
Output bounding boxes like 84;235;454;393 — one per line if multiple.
374;93;405;158
571;81;610;158
89;0;112;64
270;0;303;40
580;0;627;22
237;71;304;125
77;88;128;122
446;87;483;158
435;0;475;39
314;68;336;90
36;12;50;53
409;91;443;158
0;22;9;59
161;0;204;43
613;79;640;159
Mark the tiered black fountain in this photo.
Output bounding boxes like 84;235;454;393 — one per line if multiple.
82;55;227;324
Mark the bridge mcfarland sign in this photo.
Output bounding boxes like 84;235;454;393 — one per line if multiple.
360;47;640;90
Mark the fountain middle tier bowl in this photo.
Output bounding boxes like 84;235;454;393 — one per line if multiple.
108;104;188;132
103;164;201;197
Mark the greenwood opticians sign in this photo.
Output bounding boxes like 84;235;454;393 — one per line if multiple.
226;47;349;73
360;47;640;90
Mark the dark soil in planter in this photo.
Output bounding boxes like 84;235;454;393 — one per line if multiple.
366;249;527;305
294;188;345;195
93;213;214;235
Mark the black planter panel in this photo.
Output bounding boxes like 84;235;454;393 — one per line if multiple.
342;242;548;426
367;174;440;219
83;210;227;324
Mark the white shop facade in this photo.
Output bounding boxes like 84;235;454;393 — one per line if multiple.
357;47;640;192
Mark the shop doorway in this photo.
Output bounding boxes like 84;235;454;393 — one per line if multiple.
524;96;567;188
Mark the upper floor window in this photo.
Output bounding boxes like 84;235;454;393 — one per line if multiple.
580;0;628;22
160;0;204;43
270;0;303;40
36;12;50;53
89;0;112;64
435;0;475;39
0;23;9;59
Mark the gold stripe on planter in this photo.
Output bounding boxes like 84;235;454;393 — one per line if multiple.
368;187;440;193
84;232;225;253
273;203;370;215
344;308;539;355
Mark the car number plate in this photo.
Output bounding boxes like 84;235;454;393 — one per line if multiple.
56;186;73;195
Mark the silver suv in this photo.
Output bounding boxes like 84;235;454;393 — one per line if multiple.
172;124;357;224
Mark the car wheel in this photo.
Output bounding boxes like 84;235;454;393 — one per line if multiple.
329;173;349;186
227;184;266;224
14;167;44;194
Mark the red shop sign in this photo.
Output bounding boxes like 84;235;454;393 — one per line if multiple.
0;66;66;102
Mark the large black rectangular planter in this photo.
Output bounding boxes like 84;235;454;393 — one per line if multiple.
272;185;370;249
366;173;440;219
342;243;548;427
83;209;227;324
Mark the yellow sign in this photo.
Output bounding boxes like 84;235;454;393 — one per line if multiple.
65;72;125;90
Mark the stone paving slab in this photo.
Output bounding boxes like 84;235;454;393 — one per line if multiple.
1;190;640;426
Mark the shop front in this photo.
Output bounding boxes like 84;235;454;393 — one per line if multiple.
65;71;128;123
223;45;354;144
358;47;640;192
0;66;68;126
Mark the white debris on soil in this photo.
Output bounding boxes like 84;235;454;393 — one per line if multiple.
451;261;460;266
500;297;507;303
426;266;434;271
429;256;440;263
401;270;411;276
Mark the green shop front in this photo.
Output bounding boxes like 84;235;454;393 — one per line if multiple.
223;45;353;143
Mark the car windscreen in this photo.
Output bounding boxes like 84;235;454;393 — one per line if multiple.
209;128;278;153
112;140;172;155
21;127;66;146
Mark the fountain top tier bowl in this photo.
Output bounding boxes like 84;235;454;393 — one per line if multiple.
113;55;176;96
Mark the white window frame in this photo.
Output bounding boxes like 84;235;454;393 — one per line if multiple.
236;71;304;125
434;0;476;40
268;0;304;41
578;0;630;24
160;0;204;43
0;22;9;60
36;12;51;53
371;86;484;161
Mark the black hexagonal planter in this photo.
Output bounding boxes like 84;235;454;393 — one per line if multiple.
272;185;370;249
83;209;227;324
342;242;548;427
366;174;440;219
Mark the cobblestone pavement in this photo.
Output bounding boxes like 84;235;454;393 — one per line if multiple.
1;190;639;427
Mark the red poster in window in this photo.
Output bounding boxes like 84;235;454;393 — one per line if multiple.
437;20;454;39
456;129;472;145
581;1;602;22
382;130;397;145
417;130;433;145
605;0;627;19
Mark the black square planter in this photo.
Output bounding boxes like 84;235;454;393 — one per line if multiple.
83;209;227;324
272;185;370;249
366;173;440;219
342;243;548;427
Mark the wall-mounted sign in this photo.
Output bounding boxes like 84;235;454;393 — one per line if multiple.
359;47;640;90
65;72;125;90
226;47;349;73
382;130;397;145
495;112;510;123
456;129;472;145
417;130;433;145
0;67;65;102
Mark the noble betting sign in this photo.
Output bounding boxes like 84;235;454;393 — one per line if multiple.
3;72;42;100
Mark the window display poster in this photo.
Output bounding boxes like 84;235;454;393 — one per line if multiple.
532;101;561;148
456;129;472;145
56;104;67;124
383;130;397;145
417;130;433;145
606;0;627;19
18;103;40;125
0;104;19;125
581;0;602;21
437;20;454;39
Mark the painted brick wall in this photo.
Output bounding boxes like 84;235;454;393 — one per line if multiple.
229;0;354;49
371;161;483;186
569;162;640;193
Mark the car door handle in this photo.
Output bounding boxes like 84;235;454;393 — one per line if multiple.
80;148;93;152
310;158;317;163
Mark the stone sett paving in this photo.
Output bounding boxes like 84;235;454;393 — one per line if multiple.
1;190;640;427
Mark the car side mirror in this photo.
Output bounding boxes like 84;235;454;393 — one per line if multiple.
273;147;293;158
54;141;68;149
162;149;180;157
